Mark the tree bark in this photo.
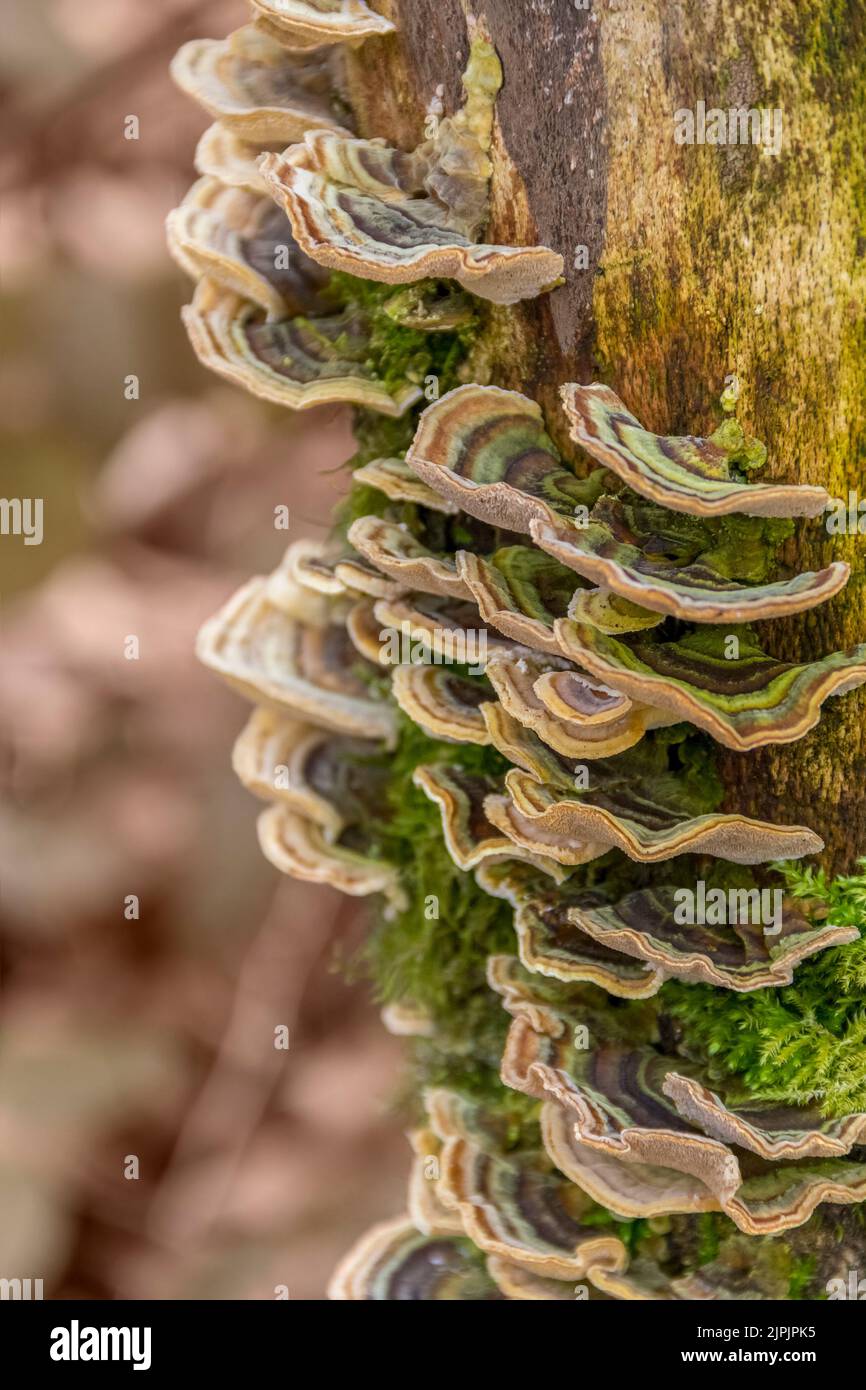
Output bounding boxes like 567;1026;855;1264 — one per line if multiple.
345;0;866;873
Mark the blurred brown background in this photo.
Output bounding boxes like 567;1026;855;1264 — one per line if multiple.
0;0;406;1299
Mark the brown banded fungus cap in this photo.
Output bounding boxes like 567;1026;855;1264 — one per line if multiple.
232;712;388;838
428;1088;629;1281
491;960;866;1236
328;1217;505;1300
232;709;346;833
347;516;470;601
407;1129;465;1238
561;382;830;518
390;666;490;745
484;652;675;760
259;40;564;304
530;878;856;993
340;559;405;602
222;661;408;909
372;591;527;669
275;538;352;600
532;492;849;624
257;802;406;909
353;456;459;514
555;622;866;751
411;763;565;879
479;709;823;865
251;0;396;49
342;599;393;666
170;25;352;142
194;123;287;195
534;667;633;723
422;1085;716;1298
405;384;845;625
182;278;423;415
539;1100;719;1222
167;177;330;318
406;384;606;531
456;546;660;654
567;884;857;992
195;552;397;742
483;867;667;998
484;1258;590;1301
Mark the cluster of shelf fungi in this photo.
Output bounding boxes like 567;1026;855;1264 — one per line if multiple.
169;1;866;1300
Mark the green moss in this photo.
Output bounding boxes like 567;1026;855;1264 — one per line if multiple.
579;1205;649;1256
788;1255;817;1299
349;712;516;1088
332;479;398;538
319;271;481;506
699;514;795;583
663;859;866;1116
328;272;478;395
695;1211;722;1265
708;417;768;474
793;0;866;110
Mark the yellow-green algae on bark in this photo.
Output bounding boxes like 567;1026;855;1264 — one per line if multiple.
592;0;866;869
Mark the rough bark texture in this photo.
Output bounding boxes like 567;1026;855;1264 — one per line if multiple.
345;0;866;873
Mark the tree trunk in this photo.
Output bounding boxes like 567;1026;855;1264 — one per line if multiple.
345;0;866;873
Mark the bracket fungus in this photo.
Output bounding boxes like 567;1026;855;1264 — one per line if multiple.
493;964;866;1235
352;456;459;514
484;652;674;760
457;547;630;655
372;591;524;669
182;278;424;415
344;559;406;603
480;712;823;865
557;623;866;751
196;553;396;743
532;493;849;625
390;666;490;745
328;1218;505;1301
406;384;606;532
503;875;666;998
347;515;470;601
260;40;564;304
233;709;348;833
171;14;469;422
476;863;855;999
279;537;354;600
258;802;406;909
564;884;857;992
251;1;396;49
437;1130;625;1280
412;763;565;879
167;177;330;318
234;712;389;838
170;26;352;142
181;9;866;1302
561;383;831;519
660;1075;866;1162
194;122;287;195
340;601;388;668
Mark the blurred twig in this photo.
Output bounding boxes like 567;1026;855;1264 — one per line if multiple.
145;881;348;1248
